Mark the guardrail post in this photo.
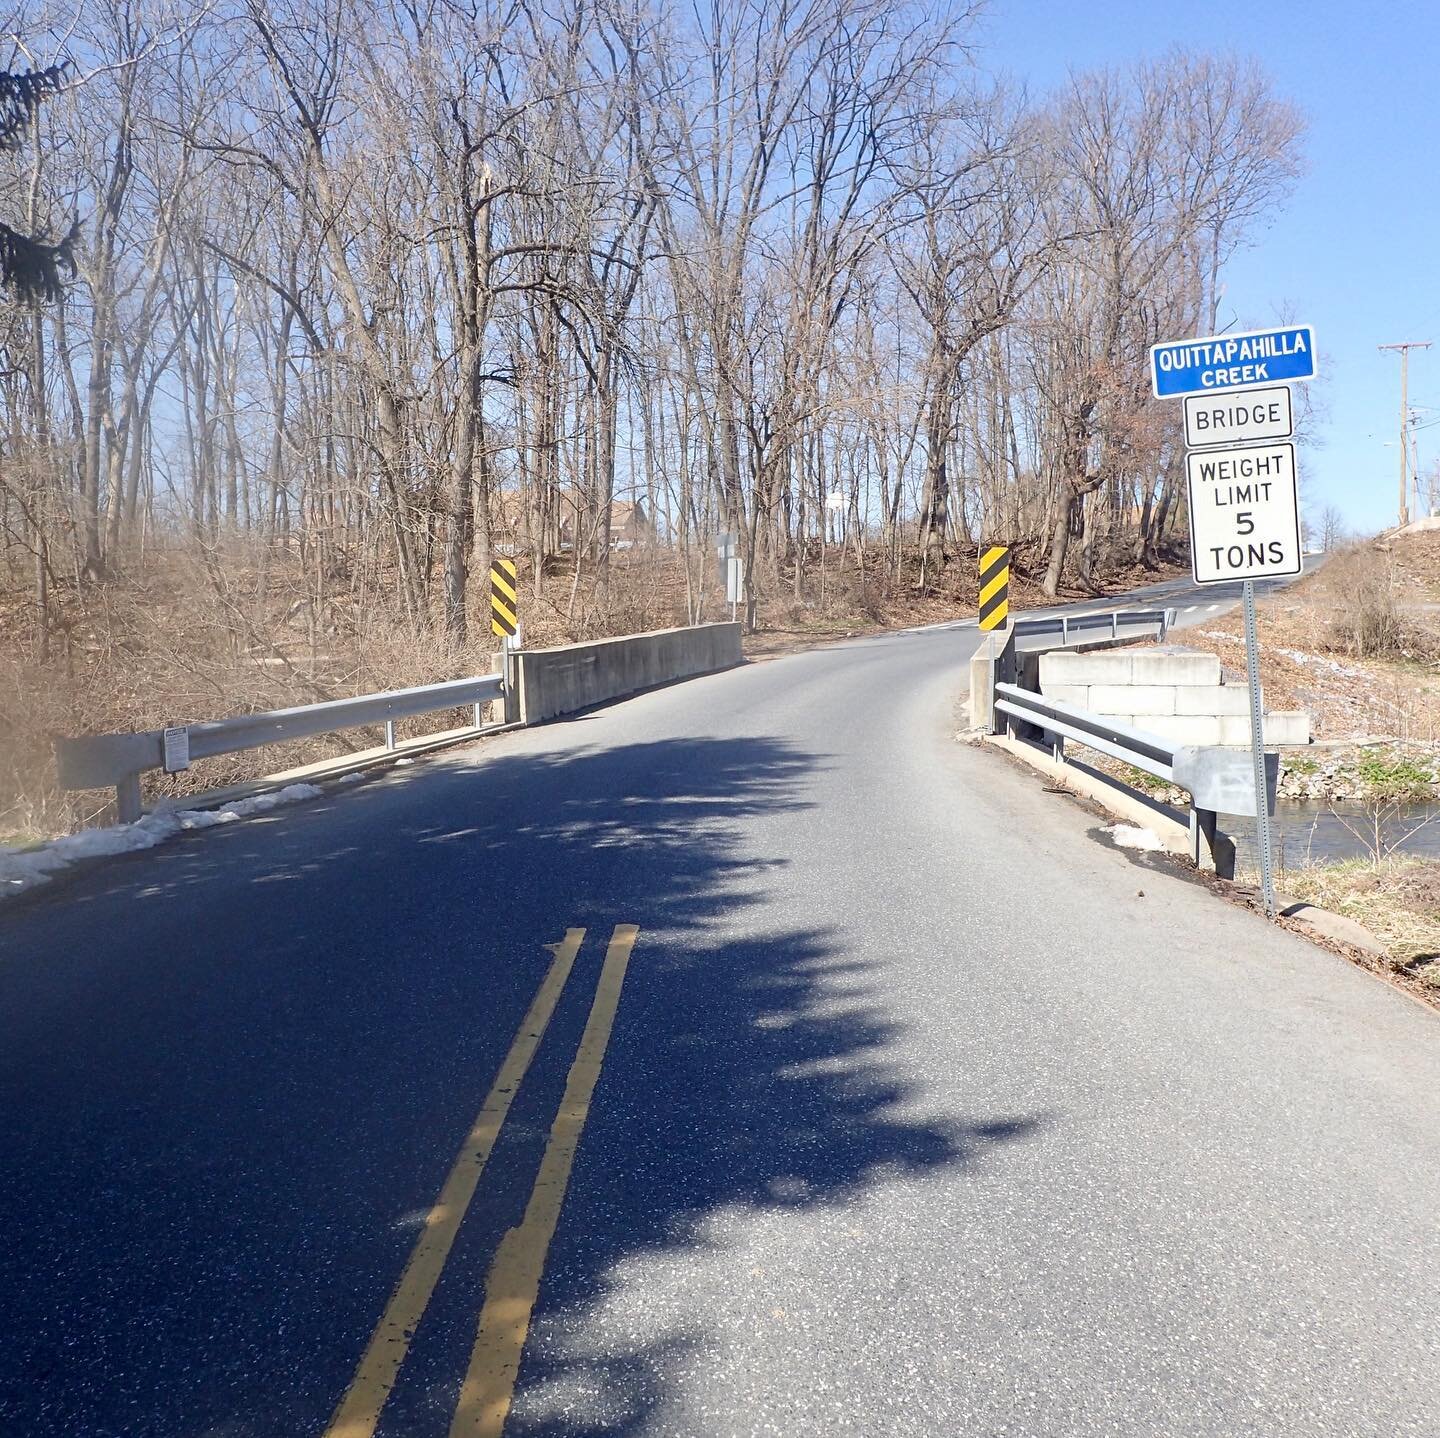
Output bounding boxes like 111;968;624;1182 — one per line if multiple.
1111;611;1119;638
472;702;482;730
495;641;521;725
384;720;396;751
116;773;143;825
1061;615;1069;645
995;628;1018;736
1190;806;1225;875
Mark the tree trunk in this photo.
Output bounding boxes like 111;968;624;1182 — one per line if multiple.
918;400;950;584
1043;484;1074;597
595;346;617;600
29;300;50;659
443;346;479;647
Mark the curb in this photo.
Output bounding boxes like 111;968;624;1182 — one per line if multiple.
1275;895;1390;958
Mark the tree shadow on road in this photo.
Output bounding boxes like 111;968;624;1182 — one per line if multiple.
0;732;1041;1437
492;918;1042;1437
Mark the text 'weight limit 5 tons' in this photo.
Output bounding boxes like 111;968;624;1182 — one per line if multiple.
1184;442;1302;585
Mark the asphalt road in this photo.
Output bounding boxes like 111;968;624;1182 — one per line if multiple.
4;572;1439;1437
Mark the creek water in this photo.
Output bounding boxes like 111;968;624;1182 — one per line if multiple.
1223;802;1440;870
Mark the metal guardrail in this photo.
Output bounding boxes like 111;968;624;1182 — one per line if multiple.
1013;607;1175;643
992;681;1277;877
995;683;1179;781
55;674;505;824
970;604;1282;876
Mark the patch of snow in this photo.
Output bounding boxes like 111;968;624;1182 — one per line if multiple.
1200;632;1367;680
1106;823;1165;852
0;783;323;903
1275;648;1364;677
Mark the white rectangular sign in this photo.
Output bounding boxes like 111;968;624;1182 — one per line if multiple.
162;725;191;774
1183;384;1293;450
1186;442;1302;585
725;556;744;604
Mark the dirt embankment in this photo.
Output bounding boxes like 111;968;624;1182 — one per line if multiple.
1148;530;1440;987
1169;531;1440;799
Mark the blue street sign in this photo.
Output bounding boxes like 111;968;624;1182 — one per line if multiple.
1150;325;1315;399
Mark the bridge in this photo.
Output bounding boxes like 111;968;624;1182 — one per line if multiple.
3;571;1438;1437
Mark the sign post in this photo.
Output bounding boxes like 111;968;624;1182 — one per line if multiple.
1152;324;1316;919
1241;580;1277;917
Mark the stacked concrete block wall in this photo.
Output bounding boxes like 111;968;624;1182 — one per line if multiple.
514;622;743;724
1037;646;1309;747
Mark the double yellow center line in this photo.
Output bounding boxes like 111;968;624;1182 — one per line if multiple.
325;923;639;1438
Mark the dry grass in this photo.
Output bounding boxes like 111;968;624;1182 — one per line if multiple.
1383;525;1440;601
0;531;1187;843
0;542;501;841
1283;856;1440;983
1323;544;1440;665
1169;535;1440;744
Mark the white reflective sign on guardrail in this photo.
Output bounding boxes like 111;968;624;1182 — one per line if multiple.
1183;384;1293;450
162;725;190;773
1186;442;1302;585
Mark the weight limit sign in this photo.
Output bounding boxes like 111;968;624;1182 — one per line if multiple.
1185;442;1302;586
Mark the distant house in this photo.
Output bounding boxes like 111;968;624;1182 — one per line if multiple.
557;491;654;550
490;488;653;554
608;498;652;548
489;489;539;555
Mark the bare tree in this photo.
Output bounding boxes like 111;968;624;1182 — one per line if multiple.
0;5;1316;837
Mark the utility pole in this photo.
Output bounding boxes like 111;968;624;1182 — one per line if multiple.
1379;341;1431;527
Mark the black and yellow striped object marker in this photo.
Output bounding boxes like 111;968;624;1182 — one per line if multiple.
490;558;518;639
978;545;1010;630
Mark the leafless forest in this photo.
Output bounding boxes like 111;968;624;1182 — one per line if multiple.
0;0;1304;831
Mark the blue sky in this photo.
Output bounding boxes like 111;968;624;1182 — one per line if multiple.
981;0;1440;536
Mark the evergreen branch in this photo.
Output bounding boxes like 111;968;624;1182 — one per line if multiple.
0;61;69;150
0;217;79;303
